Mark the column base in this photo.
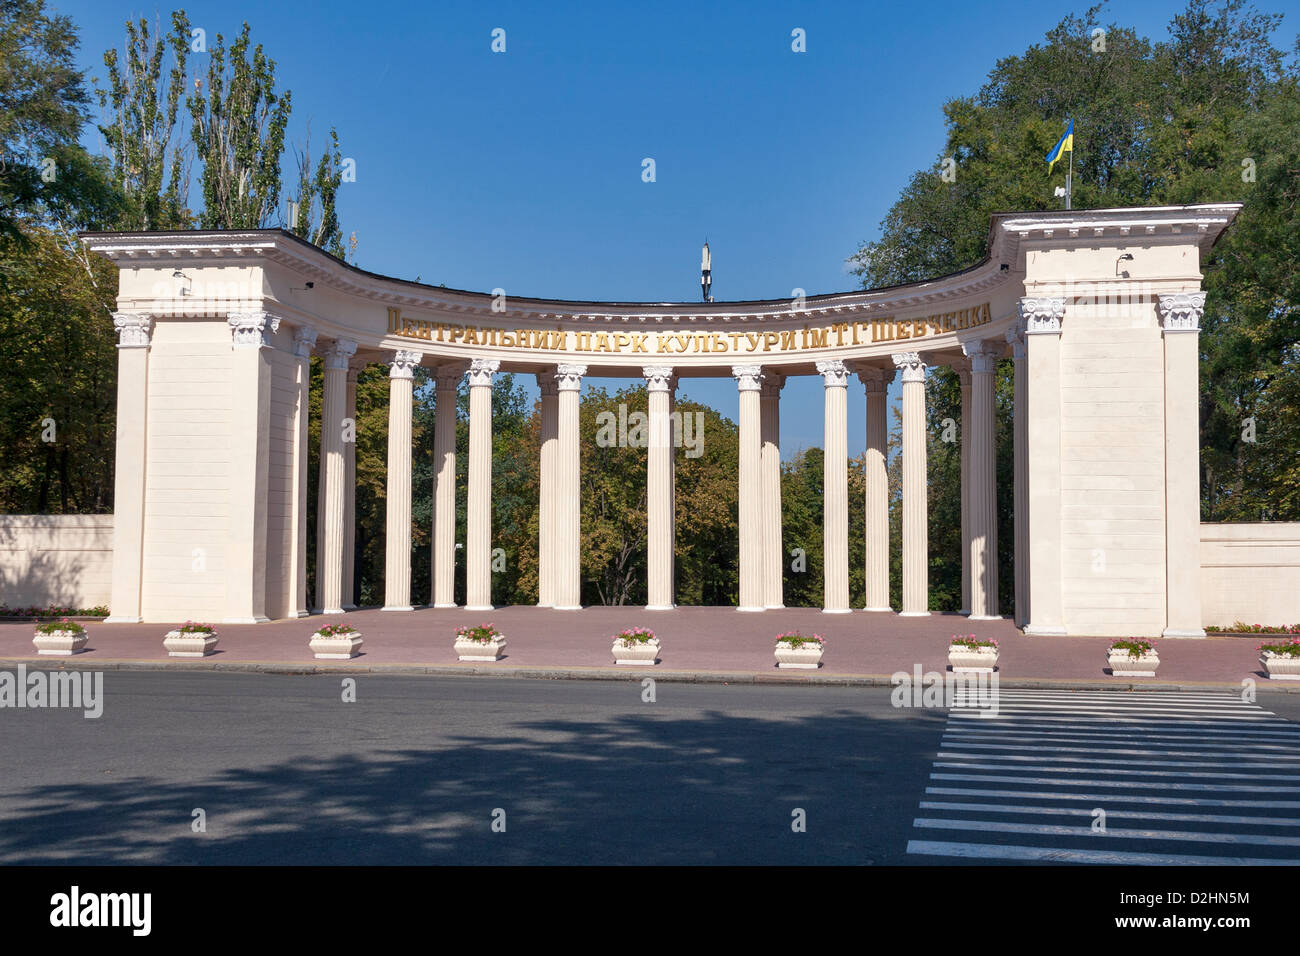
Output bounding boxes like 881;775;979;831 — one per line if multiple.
899;611;931;617
862;606;893;612
822;608;852;614
958;608;971;616
646;604;675;611
343;604;358;611
288;609;311;619
553;604;582;611
104;615;142;624
432;603;459;609
1162;627;1207;639
381;605;414;612
1023;624;1067;636
465;605;494;612
222;615;270;624
968;614;1004;622
321;608;346;615
765;604;785;610
737;606;766;613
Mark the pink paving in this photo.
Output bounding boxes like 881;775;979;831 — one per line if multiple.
0;606;1285;686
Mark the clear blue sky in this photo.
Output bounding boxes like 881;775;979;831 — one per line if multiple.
55;0;1241;457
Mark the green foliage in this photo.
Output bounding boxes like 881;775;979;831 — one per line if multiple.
288;125;346;257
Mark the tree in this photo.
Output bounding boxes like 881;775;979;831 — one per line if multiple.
288;125;346;257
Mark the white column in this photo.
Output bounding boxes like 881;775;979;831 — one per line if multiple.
1021;297;1067;636
894;351;930;616
760;373;785;609
1159;292;1208;638
341;361;360;610
733;364;765;611
317;338;356;614
818;360;851;613
554;364;586;610
288;326;316;618
963;339;1000;619
383;349;420;611
1006;325;1029;628
431;364;464;608
958;366;971;615
465;358;499;611
645;365;675;610
536;372;559;608
105;313;153;623
858;366;894;611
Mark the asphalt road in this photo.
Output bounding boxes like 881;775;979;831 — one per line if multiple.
1;672;1297;865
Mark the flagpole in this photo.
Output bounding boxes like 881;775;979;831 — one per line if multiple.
1066;143;1073;211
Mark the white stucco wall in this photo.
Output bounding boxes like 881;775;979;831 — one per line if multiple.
1200;523;1300;626
0;515;114;609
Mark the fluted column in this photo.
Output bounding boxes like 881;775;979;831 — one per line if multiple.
958;366;971;615
733;365;764;611
1021;297;1066;636
554;364;586;610
317;338;356;613
105;313;154;623
431;364;464;608
383;349;420;611
341;361;361;610
760;373;785;609
288;326;317;618
963;339;1000;619
466;358;499;611
536;373;559;607
1006;326;1029;627
818;361;851;613
859;366;894;611
1159;292;1208;638
645;366;676;609
894;352;929;616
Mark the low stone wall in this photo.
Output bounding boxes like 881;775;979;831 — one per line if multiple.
1200;522;1300;627
0;515;114;611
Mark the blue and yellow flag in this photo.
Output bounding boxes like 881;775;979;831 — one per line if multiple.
1046;120;1073;174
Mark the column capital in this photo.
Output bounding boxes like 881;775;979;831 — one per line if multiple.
555;363;586;391
389;349;422;379
642;365;675;392
228;311;280;349
891;351;927;384
536;372;559;397
816;359;850;388
961;338;1001;374
1005;325;1027;359
855;365;894;393
732;364;764;391
324;338;358;370
956;366;971;387
291;325;318;359
112;312;154;348
1018;296;1065;334
468;358;501;387
433;362;468;390
760;370;786;398
1157;291;1206;332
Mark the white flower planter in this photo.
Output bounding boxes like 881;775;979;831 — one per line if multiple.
33;630;88;656
164;630;218;658
310;632;363;660
455;637;506;661
612;639;660;665
1108;651;1159;677
775;642;823;669
1260;654;1300;681
948;644;999;674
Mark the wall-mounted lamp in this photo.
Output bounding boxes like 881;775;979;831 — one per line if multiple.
291;281;315;293
1116;253;1134;278
173;269;191;296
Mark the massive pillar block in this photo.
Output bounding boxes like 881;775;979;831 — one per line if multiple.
341;362;361;610
1006;326;1029;628
733;365;764;611
465;358;499;611
553;364;586;610
1159;293;1208;638
1021;297;1067;636
288;326;317;618
958;366;971;615
894;352;930;616
105;313;154;623
760;373;785;609
859;366;894;611
382;350;420;611
818;361;851;613
431;364;464;608
317;338;356;614
644;366;676;610
963;339;1000;619
536;373;559;608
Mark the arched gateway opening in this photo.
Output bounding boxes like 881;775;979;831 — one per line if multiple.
82;202;1240;638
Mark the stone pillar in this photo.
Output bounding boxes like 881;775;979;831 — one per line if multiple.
382;349;420;611
963;339;1000;619
536;372;559;608
733;364;764;611
894;351;930;616
1006;325;1029;628
431;364;463;608
288;326;316;618
341;362;361;610
1159;292;1208;638
859;366;894;611
1021;297;1067;636
465;358;499;611
644;366;675;610
818;360;851;613
554;364;586;610
225;311;277;623
105;313;154;623
760;373;785;609
317;338;356;614
958;366;971;615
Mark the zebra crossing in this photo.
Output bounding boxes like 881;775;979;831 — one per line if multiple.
906;689;1300;864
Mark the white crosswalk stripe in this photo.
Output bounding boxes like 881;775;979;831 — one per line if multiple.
906;690;1300;865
